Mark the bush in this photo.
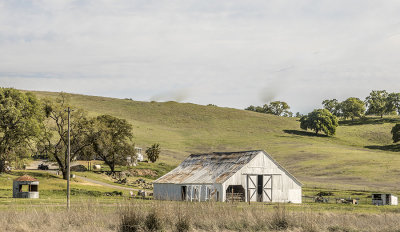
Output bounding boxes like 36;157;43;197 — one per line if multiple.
175;214;190;232
317;191;334;197
270;204;289;230
120;209;144;232
144;211;162;232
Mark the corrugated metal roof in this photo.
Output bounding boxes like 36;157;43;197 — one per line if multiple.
154;150;261;184
15;175;38;182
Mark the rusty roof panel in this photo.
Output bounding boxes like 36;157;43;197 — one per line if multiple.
154;150;261;184
15;175;38;182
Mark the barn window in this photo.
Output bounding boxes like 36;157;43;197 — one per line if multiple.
226;185;245;202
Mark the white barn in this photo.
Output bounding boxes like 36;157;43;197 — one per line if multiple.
153;150;302;203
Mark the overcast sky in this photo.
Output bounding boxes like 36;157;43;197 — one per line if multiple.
1;0;400;113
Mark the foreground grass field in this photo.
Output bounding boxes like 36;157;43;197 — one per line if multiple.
2;199;400;232
27;90;400;192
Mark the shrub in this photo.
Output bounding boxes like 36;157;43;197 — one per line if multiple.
144;211;162;232
317;191;334;197
120;209;144;232
175;214;190;232
270;204;289;230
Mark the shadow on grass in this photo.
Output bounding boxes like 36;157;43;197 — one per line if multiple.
365;144;400;152
11;171;59;179
339;117;400;126
283;130;328;137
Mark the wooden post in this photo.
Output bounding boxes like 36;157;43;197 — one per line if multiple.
248;189;250;205
231;187;234;203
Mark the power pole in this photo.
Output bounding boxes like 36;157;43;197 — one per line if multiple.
66;107;72;210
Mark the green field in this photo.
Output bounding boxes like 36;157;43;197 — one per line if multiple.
27;91;400;193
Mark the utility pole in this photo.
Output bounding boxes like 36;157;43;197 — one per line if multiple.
66;107;73;210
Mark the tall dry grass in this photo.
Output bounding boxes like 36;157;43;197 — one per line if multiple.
2;200;400;232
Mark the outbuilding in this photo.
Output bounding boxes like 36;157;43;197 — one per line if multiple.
372;193;398;206
153;150;302;203
13;175;39;199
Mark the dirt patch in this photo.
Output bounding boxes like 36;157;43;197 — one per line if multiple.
128;169;158;178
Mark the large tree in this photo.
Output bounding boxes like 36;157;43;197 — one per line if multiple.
38;93;92;179
89;115;135;173
322;99;341;117
365;90;389;118
387;93;400;115
341;97;365;121
0;88;44;173
300;109;338;136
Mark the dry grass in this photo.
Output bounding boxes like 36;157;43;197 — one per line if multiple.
2;201;400;232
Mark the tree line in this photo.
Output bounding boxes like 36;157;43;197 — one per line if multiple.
0;88;160;179
245;90;400;139
245;101;293;117
322;90;400;120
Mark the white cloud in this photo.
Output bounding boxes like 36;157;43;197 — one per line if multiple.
0;0;400;113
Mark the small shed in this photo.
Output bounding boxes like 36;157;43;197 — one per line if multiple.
13;175;39;199
372;193;398;206
153;150;302;203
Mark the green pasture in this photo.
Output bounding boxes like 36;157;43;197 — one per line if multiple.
27;91;400;192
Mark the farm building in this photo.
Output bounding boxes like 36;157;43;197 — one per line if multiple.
153;150;302;203
13;175;39;199
372;194;398;206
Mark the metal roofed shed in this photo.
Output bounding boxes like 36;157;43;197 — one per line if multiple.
372;193;398;206
13;175;39;199
153;150;302;203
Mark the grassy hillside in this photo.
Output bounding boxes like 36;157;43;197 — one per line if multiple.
30;91;400;191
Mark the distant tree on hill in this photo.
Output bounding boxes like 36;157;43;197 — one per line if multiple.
365;90;389;118
245;101;292;117
322;99;341;116
146;143;161;163
391;124;400;143
0;88;44;173
387;93;400;115
268;101;291;116
341;97;365;121
245;105;256;111
295;112;303;118
300;109;338;136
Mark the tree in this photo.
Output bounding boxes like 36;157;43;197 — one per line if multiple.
245;105;256;111
89;115;135;173
245;101;292;116
387;93;400;115
38;93;92;179
392;124;400;143
322;99;341;116
268;101;292;116
365;90;389;118
146;143;161;163
341;97;365;120
300;109;338;136
0;88;44;173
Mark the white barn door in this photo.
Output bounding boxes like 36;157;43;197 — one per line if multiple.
247;175;257;202
263;175;272;202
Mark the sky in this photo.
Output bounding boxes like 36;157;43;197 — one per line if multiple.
0;0;400;113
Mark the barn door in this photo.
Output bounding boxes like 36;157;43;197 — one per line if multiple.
263;175;272;202
247;175;257;202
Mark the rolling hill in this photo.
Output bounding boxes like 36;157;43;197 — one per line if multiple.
29;90;400;192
